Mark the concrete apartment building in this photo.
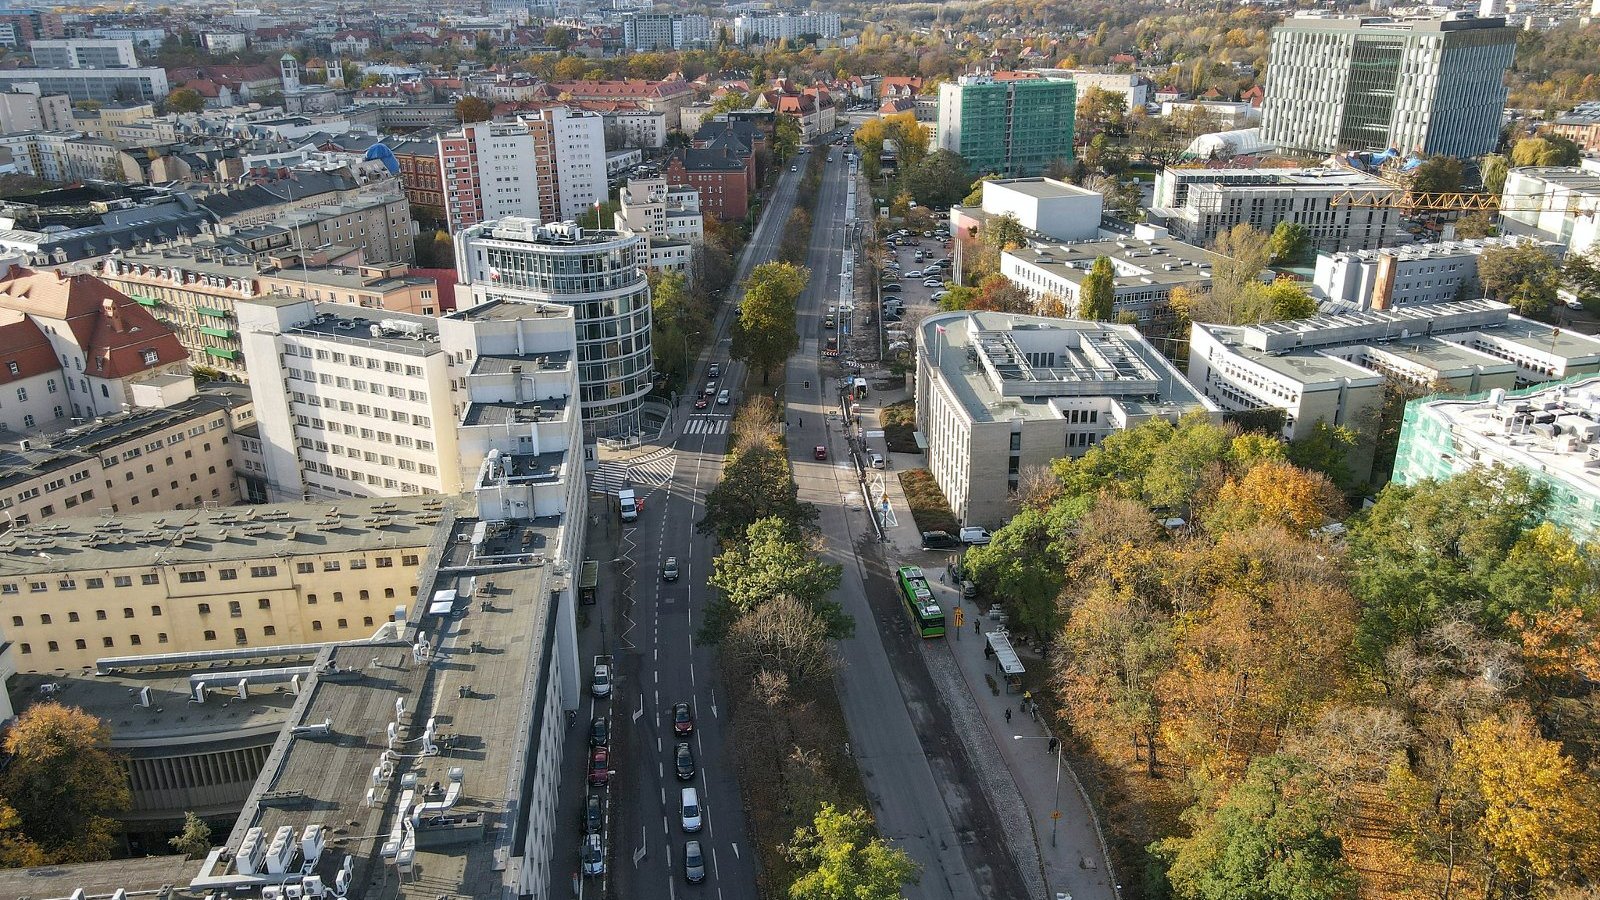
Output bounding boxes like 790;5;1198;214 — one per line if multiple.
1151;166;1401;252
28;37;138;68
0;382;251;532
936;73;1077;177
1392;376;1600;538
439;121;545;234
732;10;841;43
1001;229;1223;329
614;175;702;275
1260;14;1516;159
621;11;712;49
524;106;607;222
238;299;460;502
1499;167;1600;254
0;66;169;103
1313;236;1561;310
455;219;653;438
1188;300;1600;481
0;86;69;134
1545;101;1600;154
548;79;695;130
916;310;1217;527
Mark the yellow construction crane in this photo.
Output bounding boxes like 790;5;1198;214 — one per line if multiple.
1331;189;1589;214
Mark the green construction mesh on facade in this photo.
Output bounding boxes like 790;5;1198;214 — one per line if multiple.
1392;372;1600;538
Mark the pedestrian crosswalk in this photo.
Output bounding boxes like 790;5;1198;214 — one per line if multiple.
589;450;678;496
683;416;730;435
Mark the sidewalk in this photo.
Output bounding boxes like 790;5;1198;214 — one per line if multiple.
857;386;1119;900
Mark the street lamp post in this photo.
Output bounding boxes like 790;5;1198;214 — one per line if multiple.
681;331;701;386
1013;734;1062;848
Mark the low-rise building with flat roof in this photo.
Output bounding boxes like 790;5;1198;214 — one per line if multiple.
1499;167;1600;255
1001;228;1221;329
1312;236;1561;310
916;310;1218;527
1152;165;1401;252
1188;300;1600;482
1392;375;1600;538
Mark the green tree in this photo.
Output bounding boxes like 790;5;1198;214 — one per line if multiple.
455;96;492;123
1156;754;1356;900
708;90;749;116
1511;135;1582;167
1409;155;1464;195
0;702;130;862
700;442;817;543
1285;420;1359;493
1481;152;1509;196
963;506;1067;641
773;115;801;162
1454;210;1497;240
983;212;1026;252
731;261;807;384
542;26;571;49
962;173;1001;206
169;811;212;858
904;149;973;209
1077;255;1116;321
165;87;205;113
1479;241;1562;316
786;804;920;900
709;517;848;638
1267;221;1309;265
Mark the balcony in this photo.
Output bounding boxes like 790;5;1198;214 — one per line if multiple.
196;306;231;320
204;347;240;361
130;294;161;307
199;325;236;339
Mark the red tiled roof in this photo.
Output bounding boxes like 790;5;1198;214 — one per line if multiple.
551;79;693;100
0;269;186;379
0;312;57;387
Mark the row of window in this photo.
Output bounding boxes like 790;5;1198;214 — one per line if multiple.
0;554;418;595
17;616;389;654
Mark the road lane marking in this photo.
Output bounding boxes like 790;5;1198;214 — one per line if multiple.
731;842;739;859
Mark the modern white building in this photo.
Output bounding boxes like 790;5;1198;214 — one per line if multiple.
1000;228;1222;328
1151;166;1401;252
1499;167;1600;254
0;87;70;134
455;219;653;439
1260;14;1516;159
29;37;138;69
1188;300;1600;481
1313;236;1562;310
621;12;712;50
237;299;461;501
0;66;169;103
732;11;841;43
523;107;606;222
439;120;541;233
615;175;703;243
1041;69;1150;111
975;177;1103;242
916;310;1218;527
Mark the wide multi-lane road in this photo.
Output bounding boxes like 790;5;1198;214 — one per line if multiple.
602;160;807;900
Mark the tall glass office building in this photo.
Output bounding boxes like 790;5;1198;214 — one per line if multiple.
455;218;653;439
1260;14;1516;159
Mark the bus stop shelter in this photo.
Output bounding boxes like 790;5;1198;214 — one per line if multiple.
985;629;1026;694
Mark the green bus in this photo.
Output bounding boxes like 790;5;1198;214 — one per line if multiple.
895;565;946;638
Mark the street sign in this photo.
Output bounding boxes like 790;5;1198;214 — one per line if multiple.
953;607;965;628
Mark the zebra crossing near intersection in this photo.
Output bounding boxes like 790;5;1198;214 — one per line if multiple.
683;415;730;435
589;448;677;496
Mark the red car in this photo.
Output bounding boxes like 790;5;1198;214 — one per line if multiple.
814;445;828;460
588;747;611;785
694;396;709;409
672;701;695;736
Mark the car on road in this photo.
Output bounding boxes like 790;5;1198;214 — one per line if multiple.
963;580;978;600
960;526;992;545
582;833;605;876
663;557;679;581
703;385;716;397
870;453;886;469
590;716;609;747
675;741;696;780
684;840;706;883
584;793;604;834
592;662;612;698
708;363;721;377
716;389;730;405
681;787;702;832
791;164;798;171
672;701;695;735
923;278;943;287
814;445;828;460
588;747;611;785
694;396;708;409
921;530;960;551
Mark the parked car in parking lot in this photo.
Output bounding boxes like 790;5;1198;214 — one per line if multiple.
882;283;902;292
924;278;943;287
905;269;923;278
960;526;992;545
921;530;960;551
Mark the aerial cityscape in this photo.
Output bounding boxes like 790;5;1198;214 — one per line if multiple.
0;0;1599;898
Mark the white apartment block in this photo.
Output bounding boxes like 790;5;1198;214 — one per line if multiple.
606;108;668;149
1151;165;1401;252
1036;69;1150;111
1313;236;1561;310
1261;14;1515;159
522;107;606;222
0;88;70;135
732;11;841;43
439;121;542;233
454;219;653;439
0;130;74;181
916;310;1218;527
237;299;461;501
29;38;139;69
0;68;168;104
1001;230;1221;329
1500;167;1600;254
614;176;704;243
622;12;711;50
1187;300;1600;481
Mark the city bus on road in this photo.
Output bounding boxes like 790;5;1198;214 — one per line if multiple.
895;565;946;638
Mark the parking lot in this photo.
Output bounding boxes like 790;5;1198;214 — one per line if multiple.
877;227;953;353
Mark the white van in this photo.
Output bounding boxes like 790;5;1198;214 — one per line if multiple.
681;787;702;832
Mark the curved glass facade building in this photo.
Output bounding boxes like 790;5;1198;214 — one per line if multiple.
456;218;653;438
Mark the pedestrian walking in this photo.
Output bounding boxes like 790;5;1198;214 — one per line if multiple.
973;620;980;635
798;416;803;427
1004;708;1012;723
1047;736;1059;754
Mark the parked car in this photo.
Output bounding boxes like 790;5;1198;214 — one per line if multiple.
582;833;605;876
814;445;828;460
960;526;992;545
590;716;609;747
588;747;611;785
963;580;978;600
931;290;950;301
870;453;886;469
921;530;960;551
905;269;923;278
663;557;679;581
675;741;696;781
584;793;604;834
591;663;612;698
882;283;903;293
684;840;707;883
923;278;943;287
672;701;695;735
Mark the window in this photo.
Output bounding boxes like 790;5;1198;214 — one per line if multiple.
402;554;419;566
219;568;238;581
123;607;134;618
307;593;318;604
363;616;374;627
0;584;13;595
385;588;395;598
95;609;106;620
234;628;247;645
311;620;323;631
130;634;141;646
39;614;50;625
349;558;367;570
251;565;277;578
178;571;206;584
337;618;348;629
75;639;86;650
297;562;314;574
68;612;79;622
150;604;162;616
85;577;103;589
197;603;210;615
19;644;29;655
376;556;393;568
360;589;369;600
204;630;217;641
257;598;271;610
323;561;340;572
8;615;19;627
114;575;132;588
58;579;75;591
228;601;242;617
28;581;46;593
47;641;57;652
141;573;159;585
158;632;168;643
103;637;114;648
263;625;276;637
